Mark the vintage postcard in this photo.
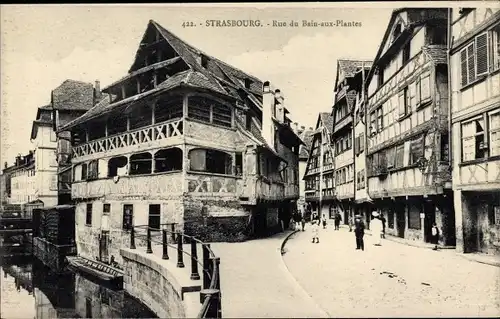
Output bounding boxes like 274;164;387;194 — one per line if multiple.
1;2;499;318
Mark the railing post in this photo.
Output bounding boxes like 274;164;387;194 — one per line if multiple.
177;232;184;268
190;238;200;280
162;228;169;260
130;227;136;249
202;244;211;289
171;223;176;243
146;228;153;254
199;289;221;319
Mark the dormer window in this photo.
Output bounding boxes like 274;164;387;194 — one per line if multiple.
200;54;208;68
393;23;402;42
244;78;252;89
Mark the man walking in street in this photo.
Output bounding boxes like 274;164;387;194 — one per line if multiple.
334;212;342;230
354;214;365;250
380;213;386;239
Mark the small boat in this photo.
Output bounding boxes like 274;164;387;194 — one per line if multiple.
66;256;124;283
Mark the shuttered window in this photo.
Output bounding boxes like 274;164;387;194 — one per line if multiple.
475;32;489;77
460;48;469;87
467;43;476;84
489;111;500;157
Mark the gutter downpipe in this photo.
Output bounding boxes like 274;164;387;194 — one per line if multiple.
447;8;453;188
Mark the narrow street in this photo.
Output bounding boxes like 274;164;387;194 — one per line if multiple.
282;225;500;317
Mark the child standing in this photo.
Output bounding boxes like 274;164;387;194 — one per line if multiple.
431;223;440;250
311;220;320;243
321;214;327;229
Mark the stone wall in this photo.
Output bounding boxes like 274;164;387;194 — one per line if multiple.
121;249;199;319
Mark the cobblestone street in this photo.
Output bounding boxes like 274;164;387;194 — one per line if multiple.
283;225;500;317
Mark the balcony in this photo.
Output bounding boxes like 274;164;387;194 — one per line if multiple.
72;172;183;199
185;171;243;197
72;119;183;160
306;163;335;176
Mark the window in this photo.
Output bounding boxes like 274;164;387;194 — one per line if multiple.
410;135;424;165
154;148;183;173
130;152;153;175
490;111;500;157
492;24;500;71
86;203;92;225
107;114;127;136
460;32;490;87
155;96;183;123
377;67;384;88
461;117;486;161
235;153;243;176
393;23;402;42
388;209;395;229
398;87;410;118
129;105;152;130
376;106;384;131
108;156;128;177
148;204;161;230
402;41;411;63
427;24;447;45
87;160;99;180
394;144;405;168
123;205;133;230
103;204;111;215
189;148;233;175
81;163;88;180
188;96;233;128
492;205;500;226
408;205;421;230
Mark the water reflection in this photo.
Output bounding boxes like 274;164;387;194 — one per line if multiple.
1;258;157;319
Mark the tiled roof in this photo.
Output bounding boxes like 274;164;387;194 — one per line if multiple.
299;129;314;159
338;60;373;78
52;80;94;111
319;112;334;132
422;45;447;64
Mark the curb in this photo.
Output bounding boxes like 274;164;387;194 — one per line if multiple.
278;230;330;318
280;229;299;255
455;253;500;268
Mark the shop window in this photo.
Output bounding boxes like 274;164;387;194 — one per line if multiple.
189;148;232;175
123;205;133;230
129;152;153;175
86;203;93;226
108;156;128;177
154;148;182;173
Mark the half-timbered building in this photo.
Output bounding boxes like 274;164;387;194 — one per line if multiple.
296;125;314;214
450;8;500;255
304;113;335;219
364;8;455;245
332;59;371;225
59;20;302;264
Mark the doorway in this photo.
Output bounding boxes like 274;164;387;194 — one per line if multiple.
396;202;406;238
148;204;161;230
253;206;267;238
423;201;436;243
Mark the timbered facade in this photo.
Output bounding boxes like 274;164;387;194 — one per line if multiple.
304;113;335;219
60;20;302;264
332;60;372;224
450;8;500;255
364;8;455;245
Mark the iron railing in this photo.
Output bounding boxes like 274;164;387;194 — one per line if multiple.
130;223;222;318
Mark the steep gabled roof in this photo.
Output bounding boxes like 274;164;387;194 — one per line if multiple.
335;59;373;91
319;112;334;133
299;129;314;160
52;79;94;111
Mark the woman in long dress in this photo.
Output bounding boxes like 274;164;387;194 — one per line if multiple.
371;211;383;246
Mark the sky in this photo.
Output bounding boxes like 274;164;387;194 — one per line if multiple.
0;2;472;166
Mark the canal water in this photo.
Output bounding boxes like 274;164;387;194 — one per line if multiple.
0;257;158;319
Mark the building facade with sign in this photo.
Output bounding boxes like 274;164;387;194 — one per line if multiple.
60;20;302;265
304;113;335;219
450;8;500;255
364;8;455;245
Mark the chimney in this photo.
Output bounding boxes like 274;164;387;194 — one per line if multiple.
262;81;276;150
94;80;102;102
4;162;7;169
293;122;299;133
275;89;285;124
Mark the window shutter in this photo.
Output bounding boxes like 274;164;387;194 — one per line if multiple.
415;78;421;106
475;32;489;77
467;43;476;84
460;48;468;87
398;90;406;118
360;135;364;152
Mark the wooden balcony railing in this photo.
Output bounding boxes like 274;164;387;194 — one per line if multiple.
72;119;183;159
131;224;222;318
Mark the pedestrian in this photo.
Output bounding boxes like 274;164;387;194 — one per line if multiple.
380;214;386;239
301;215;306;231
321;213;327;229
334;212;342;230
348;214;353;232
371;211;383;246
311;219;320;243
431;223;440;250
354;214;365;250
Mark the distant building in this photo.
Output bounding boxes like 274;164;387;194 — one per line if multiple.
304;113;335;219
6;152;37;206
450;8;500;255
59;20;303;264
294;124;314;214
364;8;454;245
